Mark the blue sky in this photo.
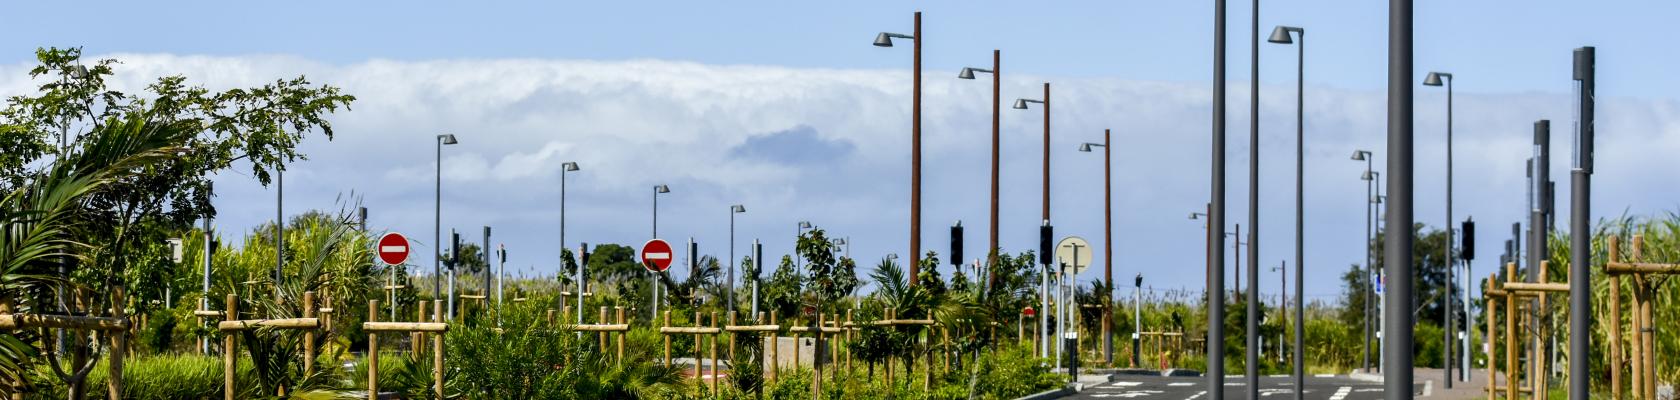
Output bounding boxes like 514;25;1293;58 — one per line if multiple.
5;1;1680;303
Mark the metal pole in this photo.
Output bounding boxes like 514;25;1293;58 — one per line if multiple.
1247;0;1262;395
729;209;736;311
435;138;443;302
560;167;568;311
1567;46;1594;400
909;11;923;279
1529;121;1549;387
1208;0;1227;394
201;215;212;355
1292;30;1306;400
1104;129;1114;365
989;49;1002;276
1364;161;1373;373
276;170;284;285
752;240;761;317
1443;74;1454;390
1384;0;1416;395
1043;82;1052;239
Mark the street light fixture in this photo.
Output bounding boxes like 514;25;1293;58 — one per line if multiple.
1422;70;1458;387
1079;133;1115;365
435;134;458;302
730;204;746;311
1268;24;1307;397
1015;85;1053;271
1352;149;1375;372
797;221;813;269
873;12;925;283
958;50;1002;277
561;161;580;312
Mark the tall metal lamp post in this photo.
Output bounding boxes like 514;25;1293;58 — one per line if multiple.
1269;24;1307;398
729;204;746;311
434;133;458;301
560;161;579;311
1422;70;1454;388
874;12;924;283
1352;150;1375;372
1079;133;1114;365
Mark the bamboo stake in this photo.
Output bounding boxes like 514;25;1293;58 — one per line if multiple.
663;311;672;366
432;301;444;399
709;310;718;394
367;300;379;400
728;311;737;362
1504;263;1517;400
813;312;823;398
769;310;779;383
303;291;315;377
1609;236;1623;400
617;307;626;366
224;294;237;400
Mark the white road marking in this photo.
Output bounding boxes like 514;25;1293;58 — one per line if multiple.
1168;382;1194;386
1184;391;1207;400
1328;386;1351;400
1315;374;1335;378
1109;381;1142;387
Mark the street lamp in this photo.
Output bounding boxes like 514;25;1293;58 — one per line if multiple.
958;50;1002;276
561;161;579;312
1269;24;1307;397
1422;70;1456;387
1079;133;1115;365
1014;84;1052;266
435;133;458;302
651;184;669;315
1244;0;1264;394
874;12;924;283
730;204;746;311
1352;150;1375;372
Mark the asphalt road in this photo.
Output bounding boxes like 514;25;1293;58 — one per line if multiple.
1061;374;1424;399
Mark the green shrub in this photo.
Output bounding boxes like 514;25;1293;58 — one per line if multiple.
26;354;257;399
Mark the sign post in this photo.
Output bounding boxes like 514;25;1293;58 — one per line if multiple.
642;239;674;317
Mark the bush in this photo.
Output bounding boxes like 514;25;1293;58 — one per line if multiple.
26;354;257;399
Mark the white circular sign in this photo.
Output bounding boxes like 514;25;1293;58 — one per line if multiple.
1055;236;1093;275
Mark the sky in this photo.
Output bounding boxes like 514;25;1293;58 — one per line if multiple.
4;0;1680;304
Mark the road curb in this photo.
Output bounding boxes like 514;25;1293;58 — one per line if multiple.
1012;387;1074;400
1348;369;1384;383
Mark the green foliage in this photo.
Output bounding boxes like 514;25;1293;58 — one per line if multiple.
26;354;258;399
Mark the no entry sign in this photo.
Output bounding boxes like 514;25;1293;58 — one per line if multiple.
641;239;674;272
377;232;410;266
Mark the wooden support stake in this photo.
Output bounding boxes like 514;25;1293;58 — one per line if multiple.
367;300;379;400
728;311;737;362
1608;236;1623;400
1503;264;1517;400
433;301;444;399
303;291;315;377
616;307;626;366
663;311;672;366
769;310;778;383
598;307;608;350
709;310;718;394
813;312;823;398
224;294;237;400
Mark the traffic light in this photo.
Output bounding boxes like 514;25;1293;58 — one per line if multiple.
450;231;461;270
579;243;591;267
1461;218;1475;261
950;221;964;266
1039;222;1053;265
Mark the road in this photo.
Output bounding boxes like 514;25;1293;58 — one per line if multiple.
1062;374;1425;399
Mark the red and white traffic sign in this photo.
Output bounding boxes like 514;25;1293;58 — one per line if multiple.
377;232;410;266
641;239;674;272
1023;306;1036;317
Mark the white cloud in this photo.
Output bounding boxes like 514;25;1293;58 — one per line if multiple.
7;54;1678;300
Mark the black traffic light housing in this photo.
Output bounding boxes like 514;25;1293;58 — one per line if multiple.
950;221;964;266
1039;222;1053;265
1461;218;1475;261
579;242;591;267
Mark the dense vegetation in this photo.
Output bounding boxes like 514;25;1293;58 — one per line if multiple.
1;48;1674;399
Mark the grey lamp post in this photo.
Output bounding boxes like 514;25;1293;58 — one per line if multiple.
435;134;458;302
1352;150;1374;372
1269;24;1306;399
652;184;669;314
1245;0;1262;394
1423;70;1454;388
730;204;746;311
958;51;1002;277
1079;134;1114;365
561;161;579;312
874;12;923;282
1208;0;1229;396
275;169;284;287
1385;0;1418;395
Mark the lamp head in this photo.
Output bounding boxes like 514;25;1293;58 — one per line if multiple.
562;162;579;172
1267;26;1298;44
1351;150;1369;161
1361;170;1375;181
438;134;458;145
958;68;976;80
1013;99;1036;109
732;204;746;213
873;32;894;47
799;221;812;229
1078;142;1105;152
654;184;670;194
1423;72;1451;86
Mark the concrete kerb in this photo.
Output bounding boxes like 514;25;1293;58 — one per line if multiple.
1348;369;1383;383
1013;371;1134;400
